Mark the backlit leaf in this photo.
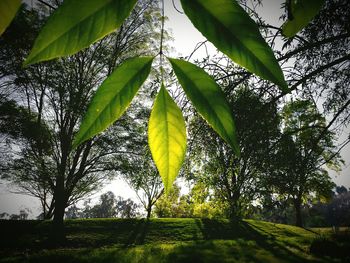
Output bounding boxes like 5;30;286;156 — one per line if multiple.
73;56;153;148
282;0;325;37
0;0;21;36
148;84;187;194
24;0;137;66
169;58;240;156
180;0;288;93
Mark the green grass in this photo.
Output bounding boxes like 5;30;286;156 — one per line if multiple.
0;218;348;263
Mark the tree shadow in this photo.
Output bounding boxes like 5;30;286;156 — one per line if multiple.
119;218;319;262
123;218;150;247
190;219;319;263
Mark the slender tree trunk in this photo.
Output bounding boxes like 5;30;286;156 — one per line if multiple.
146;205;152;219
293;198;303;227
44;212;53;220
146;196;153;220
45;199;55;219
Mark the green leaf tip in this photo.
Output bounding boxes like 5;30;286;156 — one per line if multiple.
282;0;325;38
24;0;137;66
73;56;154;149
0;0;21;37
148;84;187;194
180;0;288;92
169;57;240;157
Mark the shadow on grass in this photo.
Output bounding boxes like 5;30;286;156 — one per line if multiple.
0;218;327;263
1;238;319;263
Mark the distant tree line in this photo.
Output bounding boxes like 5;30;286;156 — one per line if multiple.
65;191;140;219
0;209;30;220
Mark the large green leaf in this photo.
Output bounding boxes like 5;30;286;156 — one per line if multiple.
169;58;240;156
148;84;187;193
180;0;288;93
0;0;21;36
73;56;153;148
24;0;137;66
282;0;325;37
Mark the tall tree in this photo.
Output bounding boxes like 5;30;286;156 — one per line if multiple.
121;150;164;219
0;1;161;242
267;100;341;226
189;88;280;219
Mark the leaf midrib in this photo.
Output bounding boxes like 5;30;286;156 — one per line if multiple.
160;87;170;189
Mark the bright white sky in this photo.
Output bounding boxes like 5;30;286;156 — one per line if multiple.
0;0;349;218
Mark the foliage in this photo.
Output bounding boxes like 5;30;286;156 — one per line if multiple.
0;209;30;220
87;191;119;218
310;233;350;259
153;182;224;219
0;95;51;152
189;181;225;219
266;100;341;226
65;192;141;219
153;184;188;218
308;187;350;227
18;0;326;192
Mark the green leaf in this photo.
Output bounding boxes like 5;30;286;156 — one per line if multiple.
180;0;288;93
24;0;137;66
169;58;240;156
282;0;325;38
0;0;21;36
148;84;187;194
73;56;153;148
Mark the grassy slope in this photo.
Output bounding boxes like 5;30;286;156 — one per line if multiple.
0;218;346;263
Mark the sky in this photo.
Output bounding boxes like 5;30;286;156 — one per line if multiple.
0;0;349;218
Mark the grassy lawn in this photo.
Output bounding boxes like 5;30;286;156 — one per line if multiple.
0;218;348;263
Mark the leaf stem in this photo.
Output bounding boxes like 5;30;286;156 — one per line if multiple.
159;0;165;82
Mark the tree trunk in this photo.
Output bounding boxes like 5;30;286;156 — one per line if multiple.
50;176;66;244
44;211;53;220
146;206;152;219
228;191;241;221
45;200;55;219
228;199;239;221
294;198;303;227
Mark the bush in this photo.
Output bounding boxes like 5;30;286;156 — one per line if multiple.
310;234;350;259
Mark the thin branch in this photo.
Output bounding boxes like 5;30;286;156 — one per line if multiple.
272;54;350;102
36;0;56;10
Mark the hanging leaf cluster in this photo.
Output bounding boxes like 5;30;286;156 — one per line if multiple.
15;0;323;193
